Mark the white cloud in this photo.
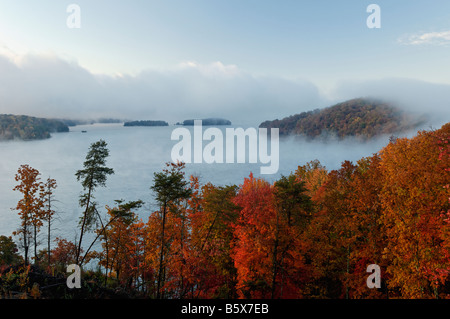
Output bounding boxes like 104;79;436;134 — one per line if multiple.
0;52;326;126
398;30;450;46
0;51;448;130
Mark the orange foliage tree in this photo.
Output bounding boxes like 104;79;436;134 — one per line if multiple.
303;161;361;298
188;181;239;298
232;173;311;298
13;165;44;265
95;200;144;290
379;124;450;298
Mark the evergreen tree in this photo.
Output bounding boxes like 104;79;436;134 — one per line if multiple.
75;139;114;265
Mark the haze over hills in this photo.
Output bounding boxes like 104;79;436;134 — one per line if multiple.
0;98;431;141
180;118;232;126
259;98;428;140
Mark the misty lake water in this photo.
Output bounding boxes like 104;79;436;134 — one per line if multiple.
0;122;394;258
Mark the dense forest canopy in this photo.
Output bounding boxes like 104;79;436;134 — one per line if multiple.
259;98;427;139
0;114;69;141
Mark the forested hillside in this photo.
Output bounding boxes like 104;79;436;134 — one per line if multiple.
0;114;69;141
259;98;426;139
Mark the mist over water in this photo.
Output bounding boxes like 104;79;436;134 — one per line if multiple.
0;122;418;256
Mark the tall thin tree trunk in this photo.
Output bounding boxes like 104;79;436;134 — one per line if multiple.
23;222;29;266
157;202;167;299
33;224;38;263
47;216;51;265
47;191;52;265
346;245;350;299
23;194;30;265
179;206;185;299
271;211;280;299
76;186;92;265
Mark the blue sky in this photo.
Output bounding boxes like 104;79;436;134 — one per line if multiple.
0;1;449;123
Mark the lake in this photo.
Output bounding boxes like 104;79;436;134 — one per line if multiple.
0;122;393;255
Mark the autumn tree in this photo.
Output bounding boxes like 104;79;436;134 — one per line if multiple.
232;174;275;298
94;199;143;289
150;161;192;299
379;125;450;298
155;175;202;299
303;161;359;298
13;165;44;265
295;159;328;199
126;219;148;293
346;155;387;299
155;197;192;298
437;123;450;294
271;174;311;298
232;173;311;299
188;181;239;298
49;238;78;273
302;156;387;299
75;139;114;265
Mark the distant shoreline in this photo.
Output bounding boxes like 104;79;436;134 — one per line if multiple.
124;120;169;127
